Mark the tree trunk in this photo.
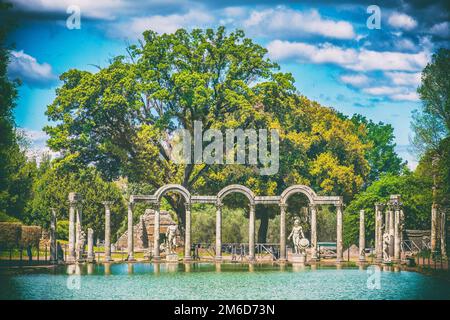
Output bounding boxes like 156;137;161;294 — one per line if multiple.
258;211;269;243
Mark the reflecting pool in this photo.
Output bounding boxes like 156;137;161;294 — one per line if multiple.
0;263;449;300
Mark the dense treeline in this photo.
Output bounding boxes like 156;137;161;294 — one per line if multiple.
1;12;448;248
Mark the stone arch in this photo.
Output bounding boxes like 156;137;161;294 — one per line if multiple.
217;184;255;205
154;184;191;203
280;185;317;205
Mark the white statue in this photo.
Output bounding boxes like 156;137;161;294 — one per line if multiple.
383;232;391;263
165;224;178;254
288;218;306;254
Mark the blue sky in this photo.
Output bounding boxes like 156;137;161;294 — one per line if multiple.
5;0;450;168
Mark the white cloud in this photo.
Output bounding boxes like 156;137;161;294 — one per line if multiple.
243;7;355;39
108;10;214;39
362;86;419;101
19;128;60;164
429;22;450;38
384;71;421;87
387;12;417;30
340;74;369;87
267;40;429;72
7;50;57;88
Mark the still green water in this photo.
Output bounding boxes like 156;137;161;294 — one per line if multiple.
0;263;449;300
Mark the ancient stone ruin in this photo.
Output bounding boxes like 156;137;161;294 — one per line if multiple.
115;209;177;250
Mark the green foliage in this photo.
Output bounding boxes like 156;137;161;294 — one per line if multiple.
344;172;432;246
350;114;404;185
26;158;126;241
412;48;450;154
0;211;21;222
57;220;69;240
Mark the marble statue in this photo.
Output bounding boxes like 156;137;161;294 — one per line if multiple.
383;232;391;263
288;218;306;254
76;230;86;260
165;225;178;254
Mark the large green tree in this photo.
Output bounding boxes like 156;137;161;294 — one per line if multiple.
45;27;373;241
0;2;34;220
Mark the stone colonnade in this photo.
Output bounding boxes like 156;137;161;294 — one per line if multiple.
370;195;404;263
129;184;344;263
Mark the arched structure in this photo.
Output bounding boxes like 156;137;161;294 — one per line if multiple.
128;184;344;263
154;184;191;203
280;185;317;205
217;184;255;205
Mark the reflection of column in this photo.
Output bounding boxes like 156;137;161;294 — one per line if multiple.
153;203;160;261
184;203;192;261
394;204;401;262
68;193;78;262
127;201;135;261
310;204;318;261
104;263;111;275
359;209;366;262
50;208;57;264
431;204;438;255
215;201;222;261
127;263;134;275
441;210;447;259
336;204;343;262
87;228;94;262
279;204;287;261
248;204;255;261
375;203;384;263
103;201;113;262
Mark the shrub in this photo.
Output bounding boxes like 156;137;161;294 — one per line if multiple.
0;212;21;223
20;226;42;247
0;222;22;249
57;220;69;240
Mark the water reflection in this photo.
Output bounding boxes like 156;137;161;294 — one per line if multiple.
215;263;221;273
127;263;134;275
104;263;111;275
87;263;94;275
292;263;306;272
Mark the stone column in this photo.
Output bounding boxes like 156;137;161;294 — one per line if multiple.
75;202;83;261
153;203;160;261
384;210;389;234
431;203;438;255
68;192;78;262
248;204;255;261
50;208;57;264
87;228;94;262
75;203;82;255
310;204;318;261
441;209;447;259
279;203;287;261
184;203;192;261
336;203;343;263
388;204;395;258
127;200;135;261
359;209;366;262
215;201;223;261
375;203;384;263
103;201;113;262
394;204;401;262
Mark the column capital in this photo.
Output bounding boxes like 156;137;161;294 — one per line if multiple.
279;203;288;210
308;203;317;210
248;203;255;210
68;192;81;204
375;202;385;210
334;203;343;210
184;202;191;211
102;201;114;209
127;200;135;209
216;201;224;208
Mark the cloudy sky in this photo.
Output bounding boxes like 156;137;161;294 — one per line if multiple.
4;0;450;168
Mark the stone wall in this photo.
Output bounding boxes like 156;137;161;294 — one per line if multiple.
115;209;177;250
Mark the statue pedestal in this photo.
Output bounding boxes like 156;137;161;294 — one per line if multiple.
290;253;306;264
166;253;179;263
